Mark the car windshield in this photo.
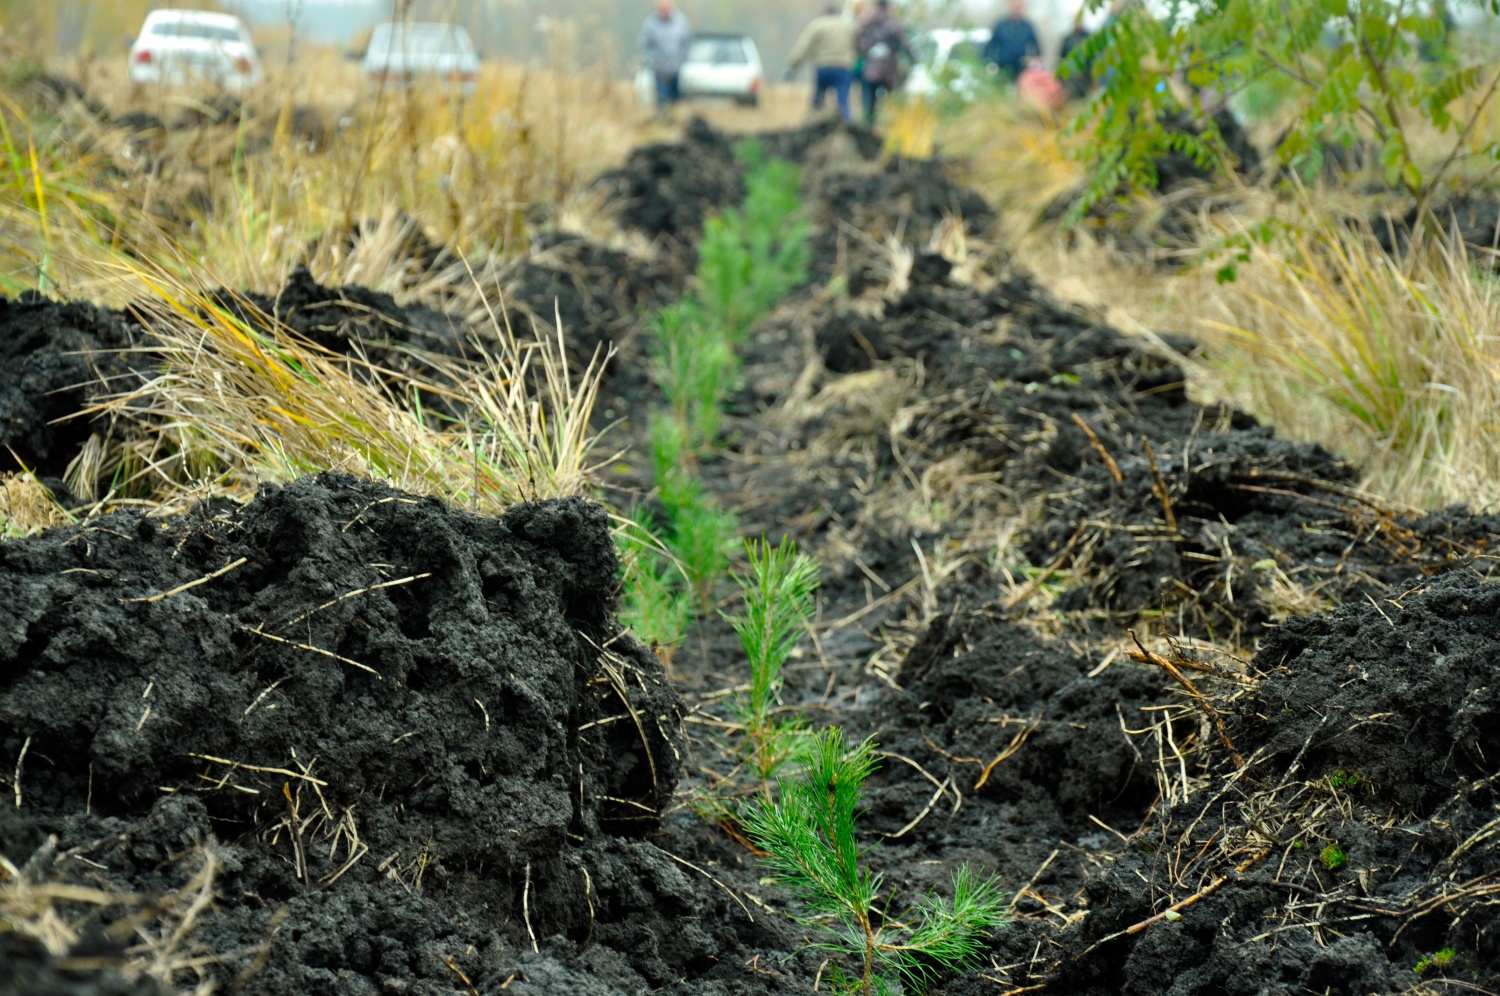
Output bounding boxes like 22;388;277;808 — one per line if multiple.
150;21;243;42
370;25;473;56
686;38;747;65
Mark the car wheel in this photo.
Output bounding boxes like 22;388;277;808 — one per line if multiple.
737;94;759;108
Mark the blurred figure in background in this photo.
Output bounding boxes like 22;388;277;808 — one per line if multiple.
850;2;870;117
857;0;912;125
1058;10;1094;100
639;0;694;115
983;0;1040;84
788;4;859;121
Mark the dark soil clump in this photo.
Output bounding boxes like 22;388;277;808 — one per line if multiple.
0;293;143;484
0;474;787;993
598;118;744;246
1058;570;1500;992
215;265;467;364
499;232;679;369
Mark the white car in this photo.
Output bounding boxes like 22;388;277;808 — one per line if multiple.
905;28;992;101
362;22;482;98
128;10;261;92
637;33;764;108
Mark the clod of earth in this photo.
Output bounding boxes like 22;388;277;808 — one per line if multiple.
0;474;760;994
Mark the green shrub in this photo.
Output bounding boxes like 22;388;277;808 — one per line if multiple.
1070;0;1494;219
669;496;739;615
648;300;736;450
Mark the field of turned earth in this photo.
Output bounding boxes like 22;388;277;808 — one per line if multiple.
0;75;1497;996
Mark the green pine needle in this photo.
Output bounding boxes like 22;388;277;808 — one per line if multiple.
744;730;1008;995
727;536;820;781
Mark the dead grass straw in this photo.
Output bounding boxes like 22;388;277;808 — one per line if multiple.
77;251;609;512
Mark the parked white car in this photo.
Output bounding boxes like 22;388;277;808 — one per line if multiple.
361;22;481;98
128;10;262;92
905;28;992;102
682;34;764;106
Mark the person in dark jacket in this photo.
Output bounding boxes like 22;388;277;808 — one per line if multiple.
983;0;1040;83
1058;11;1093;99
857;0;912;125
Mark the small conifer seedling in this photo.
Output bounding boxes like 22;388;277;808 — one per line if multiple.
669;496;739;616
617;519;692;665
744;729;1007;995
726;537;820;782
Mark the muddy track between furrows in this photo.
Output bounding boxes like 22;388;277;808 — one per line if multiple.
3;117;1498;995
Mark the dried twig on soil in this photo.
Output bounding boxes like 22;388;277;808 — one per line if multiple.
973;719;1041;790
122;557;248;604
1142;439;1177;533
12;735;30;809
653;846;755;922
240;626;383;678
1077;847;1272;958
186;753;330;787
1127;631;1243;766
1070;414;1123;484
1002;523;1089;610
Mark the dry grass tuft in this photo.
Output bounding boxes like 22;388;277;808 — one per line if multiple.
0;472;73;535
78;254;610;512
1;837;236;996
1191;219;1500;510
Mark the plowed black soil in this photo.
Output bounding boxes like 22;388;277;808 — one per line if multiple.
634;121;1500;994
0;293;143;484
0;475;805;994
214;265;469;370
1056;569;1500;992
6;118;1500;996
498;231;679;370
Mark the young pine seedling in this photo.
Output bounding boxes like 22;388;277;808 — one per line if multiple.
617;519;692;668
744;729;1007;995
668;492;739;617
648;301;737;451
726;536;820;783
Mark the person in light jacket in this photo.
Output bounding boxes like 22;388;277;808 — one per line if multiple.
639;0;694;112
788;4;860;121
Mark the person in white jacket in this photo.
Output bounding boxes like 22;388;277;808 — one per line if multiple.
639;1;694;112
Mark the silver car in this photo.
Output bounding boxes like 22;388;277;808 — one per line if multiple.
361;22;481;98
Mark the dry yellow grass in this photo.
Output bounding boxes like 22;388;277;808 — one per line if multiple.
934;92;1500;512
1016;220;1500;510
67;250;612;512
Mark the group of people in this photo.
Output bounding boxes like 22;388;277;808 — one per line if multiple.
785;2;912;125
639;0;1105;127
785;0;1098;121
640;0;911;125
986;0;1097;104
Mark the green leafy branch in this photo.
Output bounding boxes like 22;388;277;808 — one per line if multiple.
1068;0;1500;223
